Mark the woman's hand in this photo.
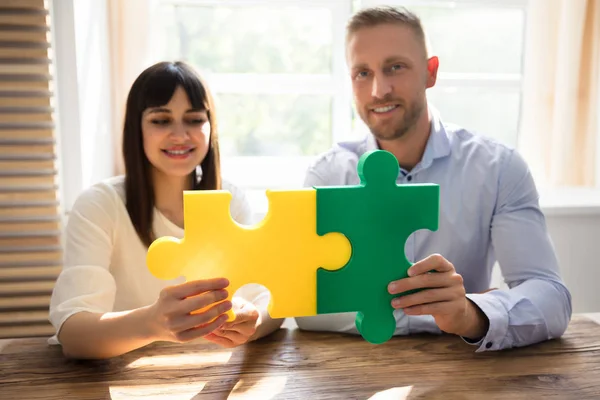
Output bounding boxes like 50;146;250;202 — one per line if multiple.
147;278;233;343
203;297;261;348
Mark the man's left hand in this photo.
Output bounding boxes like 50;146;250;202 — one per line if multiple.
203;297;261;348
388;254;489;340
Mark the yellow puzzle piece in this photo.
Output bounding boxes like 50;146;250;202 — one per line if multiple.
146;188;351;321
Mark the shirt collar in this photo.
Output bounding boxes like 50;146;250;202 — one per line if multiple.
363;104;452;172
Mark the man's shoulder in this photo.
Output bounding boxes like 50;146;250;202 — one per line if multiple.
306;138;369;185
446;122;513;153
312;138;367;165
443;122;517;169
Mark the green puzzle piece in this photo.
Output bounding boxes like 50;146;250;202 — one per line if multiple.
315;149;439;344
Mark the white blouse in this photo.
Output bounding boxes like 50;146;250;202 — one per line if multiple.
48;175;265;345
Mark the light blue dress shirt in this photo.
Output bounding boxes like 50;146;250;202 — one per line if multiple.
295;107;572;352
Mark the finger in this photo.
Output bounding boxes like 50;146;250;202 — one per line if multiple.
167;278;229;299
389;271;462;295
225;309;258;327
403;301;456;316
180;289;229;314
210;328;248;345
407;254;454;277
224;321;256;337
203;332;236;348
220;320;257;337
175;314;228;342
391;287;464;309
176;300;232;332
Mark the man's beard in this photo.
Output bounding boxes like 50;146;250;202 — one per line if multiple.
364;99;424;141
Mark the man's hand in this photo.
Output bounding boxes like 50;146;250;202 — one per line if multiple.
388;254;489;340
203;297;261;348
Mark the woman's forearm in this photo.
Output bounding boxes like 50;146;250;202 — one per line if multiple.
255;315;284;340
57;306;157;359
251;307;284;341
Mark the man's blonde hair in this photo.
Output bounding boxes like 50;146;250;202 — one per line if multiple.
346;6;432;58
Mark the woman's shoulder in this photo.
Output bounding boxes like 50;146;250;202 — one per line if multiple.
220;178;254;225
221;177;244;197
70;176;127;221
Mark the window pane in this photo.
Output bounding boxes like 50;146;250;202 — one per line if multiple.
216;94;332;157
410;5;525;74
426;87;520;146
152;4;333;74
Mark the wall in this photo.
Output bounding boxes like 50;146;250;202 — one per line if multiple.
545;213;600;313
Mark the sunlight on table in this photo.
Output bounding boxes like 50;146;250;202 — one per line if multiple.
108;375;288;400
228;376;288;399
126;350;233;368
109;382;208;400
368;385;414;399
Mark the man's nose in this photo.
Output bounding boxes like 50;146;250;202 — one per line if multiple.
371;73;393;99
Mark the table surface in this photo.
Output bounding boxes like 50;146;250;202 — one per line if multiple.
1;314;600;400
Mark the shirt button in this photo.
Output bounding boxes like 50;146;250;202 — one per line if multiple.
407;175;412;181
485;342;493;349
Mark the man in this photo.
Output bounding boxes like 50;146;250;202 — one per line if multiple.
295;6;572;351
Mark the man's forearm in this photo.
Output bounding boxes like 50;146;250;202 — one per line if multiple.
464;278;571;351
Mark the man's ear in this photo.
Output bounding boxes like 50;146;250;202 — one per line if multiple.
426;56;439;88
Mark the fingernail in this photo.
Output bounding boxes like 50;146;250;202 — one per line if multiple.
388;283;397;293
407;268;415;277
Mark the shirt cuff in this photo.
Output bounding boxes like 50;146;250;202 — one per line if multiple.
463;293;509;352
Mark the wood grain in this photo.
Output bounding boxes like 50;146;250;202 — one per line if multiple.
0;315;599;399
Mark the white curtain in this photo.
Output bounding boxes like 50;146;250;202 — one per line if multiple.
106;0;151;175
518;0;600;188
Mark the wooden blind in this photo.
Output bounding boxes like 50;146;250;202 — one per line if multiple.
0;0;61;338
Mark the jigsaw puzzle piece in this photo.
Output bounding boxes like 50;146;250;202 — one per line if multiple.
315;150;439;344
147;188;351;322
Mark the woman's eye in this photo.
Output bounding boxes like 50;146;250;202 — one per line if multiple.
151;119;170;126
187;119;206;125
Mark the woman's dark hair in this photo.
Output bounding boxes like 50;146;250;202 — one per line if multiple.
122;61;221;247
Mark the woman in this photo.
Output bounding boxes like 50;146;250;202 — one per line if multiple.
49;61;282;359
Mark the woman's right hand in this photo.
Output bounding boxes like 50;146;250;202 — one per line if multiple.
147;277;232;343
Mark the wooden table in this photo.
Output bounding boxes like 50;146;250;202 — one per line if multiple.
1;315;600;400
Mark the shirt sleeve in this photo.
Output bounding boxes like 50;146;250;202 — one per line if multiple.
463;149;572;352
48;184;119;345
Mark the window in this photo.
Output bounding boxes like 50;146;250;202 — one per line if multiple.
148;0;353;195
148;0;528;210
360;0;527;146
